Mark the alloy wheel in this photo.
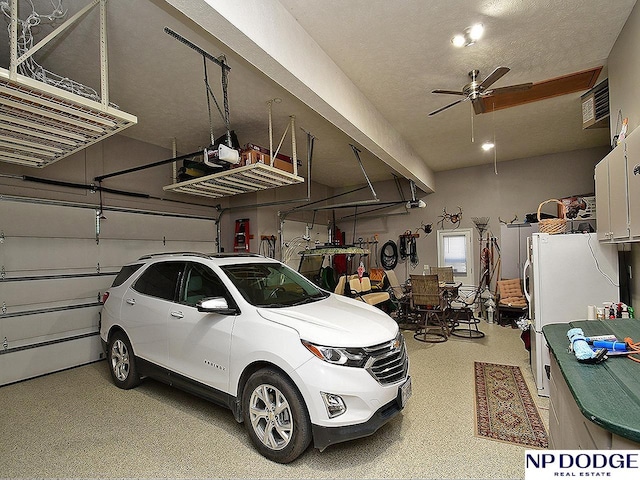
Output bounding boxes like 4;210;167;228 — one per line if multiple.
249;384;293;450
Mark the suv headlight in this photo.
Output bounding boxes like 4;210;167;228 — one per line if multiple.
301;340;368;367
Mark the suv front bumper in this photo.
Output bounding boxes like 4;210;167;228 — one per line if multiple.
311;394;404;451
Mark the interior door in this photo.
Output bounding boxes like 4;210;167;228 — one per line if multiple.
437;228;474;286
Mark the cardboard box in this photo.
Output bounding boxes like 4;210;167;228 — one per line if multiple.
273;158;294;174
241;146;296;174
241;149;267;166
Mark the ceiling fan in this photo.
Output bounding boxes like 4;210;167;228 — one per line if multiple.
429;66;533;116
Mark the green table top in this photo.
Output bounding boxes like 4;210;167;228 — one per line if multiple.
543;319;640;443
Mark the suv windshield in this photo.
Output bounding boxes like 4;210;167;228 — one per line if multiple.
220;262;328;307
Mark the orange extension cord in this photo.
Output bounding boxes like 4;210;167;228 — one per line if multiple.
623;337;640;363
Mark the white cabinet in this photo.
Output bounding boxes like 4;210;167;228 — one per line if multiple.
626;129;640;240
595;127;640;242
595;158;611;241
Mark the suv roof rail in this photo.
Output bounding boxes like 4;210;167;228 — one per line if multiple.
137;252;267;261
137;252;210;260
209;252;265;258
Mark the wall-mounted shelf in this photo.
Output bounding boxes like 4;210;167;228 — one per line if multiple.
0;68;137;168
163;162;304;199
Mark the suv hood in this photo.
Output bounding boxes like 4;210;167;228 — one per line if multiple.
256;294;398;347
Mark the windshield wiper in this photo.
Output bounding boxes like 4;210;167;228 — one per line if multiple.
290;295;325;306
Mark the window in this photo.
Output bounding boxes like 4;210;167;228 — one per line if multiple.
132;262;184;301
443;235;467;274
221;262;327;307
111;263;143;287
181;262;230;307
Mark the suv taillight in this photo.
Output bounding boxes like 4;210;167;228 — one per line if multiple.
101;292;110;304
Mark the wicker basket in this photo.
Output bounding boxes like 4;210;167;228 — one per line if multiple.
537;199;567;234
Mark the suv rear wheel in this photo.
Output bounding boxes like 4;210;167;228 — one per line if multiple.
107;331;140;389
242;368;311;463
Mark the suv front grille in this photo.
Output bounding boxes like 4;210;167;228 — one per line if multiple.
364;333;409;385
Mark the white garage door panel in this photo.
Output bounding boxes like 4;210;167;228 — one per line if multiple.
2;276;112;308
97;239;167;268
0;198;218;385
96;240;217;269
2;307;100;348
99;210;216;242
2;237;98;274
163;240;217;253
0;335;103;386
0;201;96;238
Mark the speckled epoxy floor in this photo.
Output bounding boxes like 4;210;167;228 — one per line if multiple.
0;322;548;479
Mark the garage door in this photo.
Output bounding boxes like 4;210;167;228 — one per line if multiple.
0;198;216;386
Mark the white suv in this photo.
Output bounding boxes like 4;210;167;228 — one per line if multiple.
100;252;411;463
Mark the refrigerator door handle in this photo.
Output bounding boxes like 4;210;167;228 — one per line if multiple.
523;258;531;303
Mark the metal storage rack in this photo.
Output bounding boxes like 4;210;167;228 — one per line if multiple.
0;69;137;168
163;162;304;199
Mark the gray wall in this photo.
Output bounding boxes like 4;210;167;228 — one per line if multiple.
609;0;640;309
350;147;608;284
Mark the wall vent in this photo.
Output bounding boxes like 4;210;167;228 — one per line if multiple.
581;78;609;129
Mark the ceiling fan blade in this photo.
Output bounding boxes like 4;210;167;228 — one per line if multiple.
480;66;603;113
429;99;465;116
432;89;466;96
479;66;510;89
489;82;533;95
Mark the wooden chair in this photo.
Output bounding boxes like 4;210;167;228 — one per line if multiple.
410;274;448;342
348;276;390;308
496;278;528;326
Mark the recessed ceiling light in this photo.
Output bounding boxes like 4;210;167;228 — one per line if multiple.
482;142;495;151
452;23;484;47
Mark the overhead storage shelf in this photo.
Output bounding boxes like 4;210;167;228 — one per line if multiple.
163;162;305;199
0;68;137;168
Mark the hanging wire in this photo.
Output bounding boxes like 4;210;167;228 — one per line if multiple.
259;236;276;258
493;100;498;175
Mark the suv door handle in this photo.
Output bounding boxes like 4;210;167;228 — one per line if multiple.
126;298;136;305
171;311;184;319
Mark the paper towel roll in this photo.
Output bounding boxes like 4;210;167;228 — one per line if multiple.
587;305;597;320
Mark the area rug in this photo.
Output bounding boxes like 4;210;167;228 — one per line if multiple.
474;361;548;448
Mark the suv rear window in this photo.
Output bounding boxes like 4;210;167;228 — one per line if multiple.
133;262;184;301
111;264;143;287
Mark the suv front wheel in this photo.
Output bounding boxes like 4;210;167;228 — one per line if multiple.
242;368;311;463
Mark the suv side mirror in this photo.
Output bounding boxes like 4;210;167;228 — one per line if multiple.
197;297;238;315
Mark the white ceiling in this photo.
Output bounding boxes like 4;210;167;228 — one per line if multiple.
0;0;636;192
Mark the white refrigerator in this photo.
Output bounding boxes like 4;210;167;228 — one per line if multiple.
523;232;619;397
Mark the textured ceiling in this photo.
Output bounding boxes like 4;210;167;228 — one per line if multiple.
0;0;636;190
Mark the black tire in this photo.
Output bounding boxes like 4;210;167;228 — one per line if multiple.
242;368;312;463
107;330;140;390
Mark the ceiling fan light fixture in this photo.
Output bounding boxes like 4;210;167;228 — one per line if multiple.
469;23;484;42
451;34;466;48
481;142;495;151
451;23;484;47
